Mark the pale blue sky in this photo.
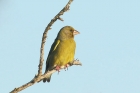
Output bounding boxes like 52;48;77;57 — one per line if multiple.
1;0;140;93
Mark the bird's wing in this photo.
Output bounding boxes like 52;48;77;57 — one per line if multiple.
45;39;60;72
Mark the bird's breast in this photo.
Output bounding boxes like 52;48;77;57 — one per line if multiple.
52;39;76;66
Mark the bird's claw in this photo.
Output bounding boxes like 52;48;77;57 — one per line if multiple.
55;66;60;74
64;64;69;71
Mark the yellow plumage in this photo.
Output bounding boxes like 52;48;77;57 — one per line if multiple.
43;26;79;82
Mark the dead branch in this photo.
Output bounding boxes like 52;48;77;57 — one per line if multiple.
10;60;81;93
10;0;82;93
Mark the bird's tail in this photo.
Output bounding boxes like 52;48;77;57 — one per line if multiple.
43;73;52;83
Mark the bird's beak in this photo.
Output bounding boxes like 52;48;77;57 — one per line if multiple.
73;30;80;35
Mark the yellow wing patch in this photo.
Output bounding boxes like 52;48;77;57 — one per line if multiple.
53;40;60;51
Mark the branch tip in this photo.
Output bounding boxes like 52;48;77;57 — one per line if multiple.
58;17;64;21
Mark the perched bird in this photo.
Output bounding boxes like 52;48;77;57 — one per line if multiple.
43;26;79;82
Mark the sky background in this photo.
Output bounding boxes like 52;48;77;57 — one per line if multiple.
0;0;140;93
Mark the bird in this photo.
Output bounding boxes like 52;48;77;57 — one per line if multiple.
43;26;80;82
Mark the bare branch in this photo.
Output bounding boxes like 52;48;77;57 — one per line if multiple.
10;0;78;93
10;60;81;93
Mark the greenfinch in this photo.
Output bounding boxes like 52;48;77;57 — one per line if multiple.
43;26;79;82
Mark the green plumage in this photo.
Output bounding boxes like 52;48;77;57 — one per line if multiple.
43;26;79;82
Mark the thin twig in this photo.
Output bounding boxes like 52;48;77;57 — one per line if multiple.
10;0;76;93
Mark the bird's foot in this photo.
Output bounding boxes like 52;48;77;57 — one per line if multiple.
55;66;60;74
64;64;69;71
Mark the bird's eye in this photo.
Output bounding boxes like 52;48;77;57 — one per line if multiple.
70;30;73;32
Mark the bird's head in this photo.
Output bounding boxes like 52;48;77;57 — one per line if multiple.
57;26;80;40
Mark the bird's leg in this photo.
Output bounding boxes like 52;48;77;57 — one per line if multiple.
55;66;60;74
64;64;69;71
